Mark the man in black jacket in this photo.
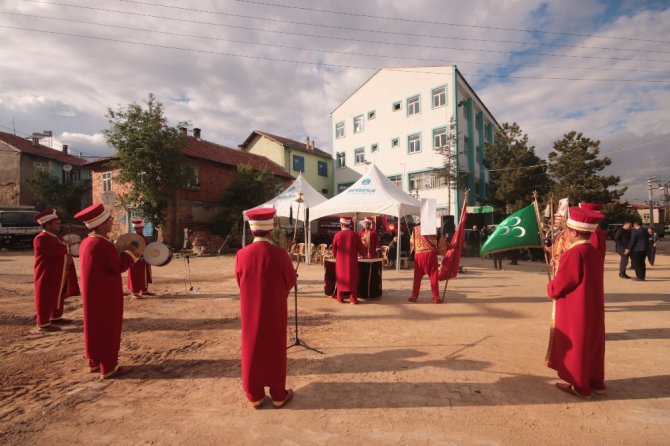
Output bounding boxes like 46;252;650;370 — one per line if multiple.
625;221;649;281
613;221;632;279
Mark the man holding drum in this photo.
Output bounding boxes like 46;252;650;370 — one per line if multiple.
358;217;379;259
331;216;365;304
127;219;153;299
32;208;80;331
75;203;138;379
235;208;297;409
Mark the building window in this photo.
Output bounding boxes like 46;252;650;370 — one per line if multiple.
335;121;345;139
408;133;421;154
367;110;376;120
318;160;328;177
391;137;399;148
354;147;365;165
336;152;346;169
321;188;328;195
293;154;305;172
184;165;199;189
433;127;447;149
353;115;364;133
63;168;81;183
407;95;420;116
392;101;401;111
338;182;354;193
102;171;112;192
388;174;402;189
371;143;379;153
408;171;446;192
33;161;48;171
432;86;446;108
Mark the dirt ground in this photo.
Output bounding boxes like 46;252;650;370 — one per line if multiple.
1;240;669;445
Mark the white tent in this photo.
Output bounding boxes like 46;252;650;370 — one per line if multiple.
243;173;327;264
309;163;421;270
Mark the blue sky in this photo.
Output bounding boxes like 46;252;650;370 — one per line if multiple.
1;0;668;203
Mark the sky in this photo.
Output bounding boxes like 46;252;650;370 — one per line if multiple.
1;0;669;203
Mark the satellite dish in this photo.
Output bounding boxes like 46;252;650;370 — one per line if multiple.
62;164;72;172
101;191;118;205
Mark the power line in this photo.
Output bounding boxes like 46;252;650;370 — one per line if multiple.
12;1;670;64
4;11;666;75
235;0;670;45
2;24;668;84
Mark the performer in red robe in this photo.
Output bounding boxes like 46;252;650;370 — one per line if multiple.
579;202;607;263
33;208;80;331
75;203;137;379
127;219;153;298
331;216;365;304
409;225;447;304
546;206;605;399
236;208;297;409
358;217;379;259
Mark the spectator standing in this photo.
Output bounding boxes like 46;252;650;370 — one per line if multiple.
613;221;632;279
647;227;659;266
625;221;649;281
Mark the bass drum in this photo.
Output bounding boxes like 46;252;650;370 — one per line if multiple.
69;243;80;258
144;242;173;266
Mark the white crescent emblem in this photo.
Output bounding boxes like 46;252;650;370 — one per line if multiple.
508;216;521;226
499;226;511;235
511;227;526;237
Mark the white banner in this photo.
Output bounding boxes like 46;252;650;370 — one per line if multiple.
420;198;437;235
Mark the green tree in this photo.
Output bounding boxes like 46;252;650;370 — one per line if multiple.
547;131;626;206
214;164;281;236
483;122;552;214
104;93;191;228
27;170;85;218
432;118;468;212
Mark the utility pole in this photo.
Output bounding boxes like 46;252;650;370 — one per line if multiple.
647;176;655;226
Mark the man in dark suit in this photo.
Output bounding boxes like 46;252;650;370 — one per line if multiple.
625;222;649;281
613;221;632;279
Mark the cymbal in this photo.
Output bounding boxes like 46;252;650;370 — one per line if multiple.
114;233;146;255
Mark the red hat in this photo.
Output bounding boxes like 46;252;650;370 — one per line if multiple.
245;208;276;234
566;206;604;232
132;219;145;228
579;202;604;212
34;208;59;226
339;215;352;225
74;203;111;229
364;217;373;224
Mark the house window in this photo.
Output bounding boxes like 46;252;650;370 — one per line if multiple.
335;121;345;139
102;171;112;192
318;160;328;177
388;174;402;189
407;95;420;116
371;143;379;153
33;161;48;171
391;137;399;148
353;115;364;133
185;165;199;189
321;188;328;195
354;147;365;165
408;171;446;191
337;182;354;193
64;168;81;183
433;127;447;149
408;133;421;154
293;155;305;172
392;101;401;111
432;86;446;108
367;110;376;120
336;152;346;169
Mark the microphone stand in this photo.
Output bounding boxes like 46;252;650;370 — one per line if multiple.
287;193;323;354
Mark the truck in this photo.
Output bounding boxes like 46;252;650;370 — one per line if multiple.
0;207;40;247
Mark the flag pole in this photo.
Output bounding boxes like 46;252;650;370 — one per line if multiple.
549;195;554;278
440;189;469;302
532;191;552;281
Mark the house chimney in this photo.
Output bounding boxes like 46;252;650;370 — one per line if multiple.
193;128;201;139
179;127;187;136
311;139;316;150
62;144;68;154
305;136;311;149
32;137;39;146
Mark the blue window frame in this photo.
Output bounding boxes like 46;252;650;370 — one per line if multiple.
318;160;328;177
293;154;305;172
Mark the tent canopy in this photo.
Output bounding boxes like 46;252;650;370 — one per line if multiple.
309;164;421;221
244;173;327;221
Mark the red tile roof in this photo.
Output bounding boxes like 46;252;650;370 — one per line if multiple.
0;131;87;166
240;130;332;159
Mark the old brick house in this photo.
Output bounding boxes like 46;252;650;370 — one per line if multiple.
0;131;91;208
85;128;293;247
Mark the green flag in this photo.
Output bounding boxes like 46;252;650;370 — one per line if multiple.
480;204;541;256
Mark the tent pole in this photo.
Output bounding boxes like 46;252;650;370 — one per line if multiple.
396;205;401;272
305;207;311;265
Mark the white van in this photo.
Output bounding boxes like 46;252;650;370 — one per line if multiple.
0;208;40;247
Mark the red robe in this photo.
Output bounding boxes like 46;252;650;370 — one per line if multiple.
546;240;605;395
33;231;80;327
358;228;379;259
590;226;607;263
411;226;445;301
79;234;136;374
236;238;297;402
127;235;152;293
331;228;365;300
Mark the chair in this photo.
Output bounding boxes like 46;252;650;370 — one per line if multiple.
379;245;390;268
294;243;306;262
314;243;328;264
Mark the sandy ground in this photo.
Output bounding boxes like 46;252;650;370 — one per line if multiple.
0;240;669;445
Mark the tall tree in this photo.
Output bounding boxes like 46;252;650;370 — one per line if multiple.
433;118;468;213
547;131;626;205
104;94;191;228
484;122;552;213
27;170;86;218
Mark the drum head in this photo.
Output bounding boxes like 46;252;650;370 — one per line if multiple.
115;233;147;255
62;234;81;245
144;242;171;266
69;243;80;258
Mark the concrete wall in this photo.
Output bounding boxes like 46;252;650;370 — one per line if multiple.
0;146;21;205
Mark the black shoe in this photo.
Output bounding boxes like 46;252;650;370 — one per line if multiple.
631;277;645;281
51;318;73;325
619;274;630;279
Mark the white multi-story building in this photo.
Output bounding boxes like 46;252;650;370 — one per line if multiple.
331;66;499;222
